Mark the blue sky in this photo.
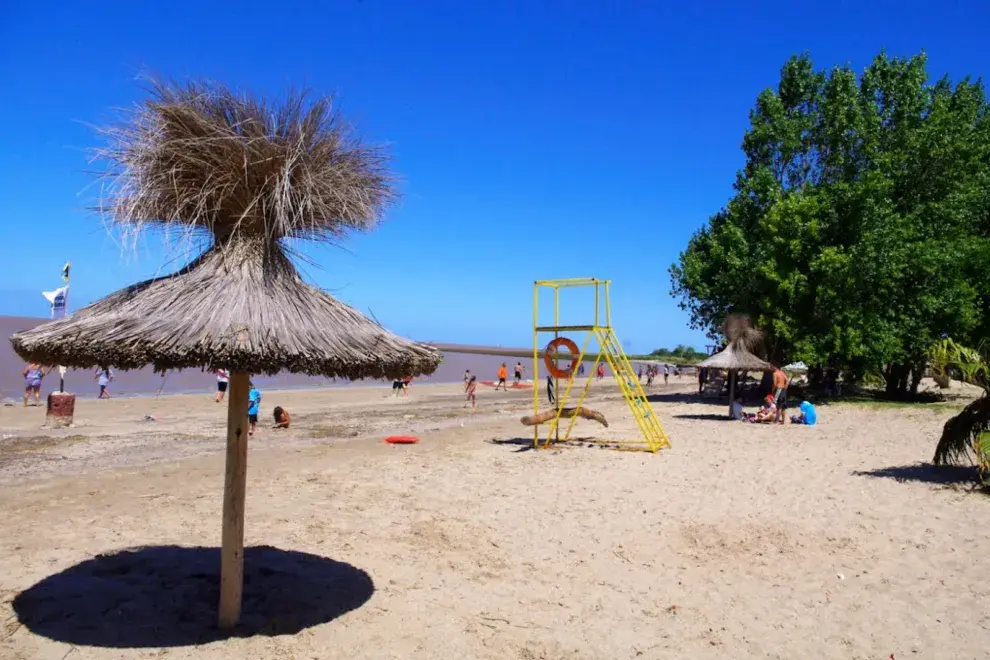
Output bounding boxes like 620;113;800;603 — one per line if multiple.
1;1;988;353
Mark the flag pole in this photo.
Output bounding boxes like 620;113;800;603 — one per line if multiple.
59;261;70;393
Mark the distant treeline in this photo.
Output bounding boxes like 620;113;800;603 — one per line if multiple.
646;345;707;362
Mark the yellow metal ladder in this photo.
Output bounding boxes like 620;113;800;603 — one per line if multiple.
595;327;671;452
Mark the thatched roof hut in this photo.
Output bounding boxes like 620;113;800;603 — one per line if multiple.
9;79;441;628
698;343;771;372
10;241;439;380
697;314;772;416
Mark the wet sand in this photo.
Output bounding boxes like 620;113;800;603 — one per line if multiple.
1;379;989;659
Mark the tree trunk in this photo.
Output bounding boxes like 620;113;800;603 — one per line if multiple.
727;371;736;418
885;363;911;398
219;372;250;629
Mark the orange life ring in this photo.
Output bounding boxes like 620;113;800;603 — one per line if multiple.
384;435;419;445
544;337;580;379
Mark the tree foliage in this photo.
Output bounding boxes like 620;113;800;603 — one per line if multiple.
670;51;990;394
649;344;708;361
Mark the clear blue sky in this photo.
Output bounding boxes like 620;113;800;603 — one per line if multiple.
1;1;988;353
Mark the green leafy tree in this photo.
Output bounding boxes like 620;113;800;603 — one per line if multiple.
670;50;990;395
649;345;708;361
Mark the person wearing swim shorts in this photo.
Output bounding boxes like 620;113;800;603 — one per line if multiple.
772;365;789;424
514;362;524;384
247;381;261;436
22;363;45;407
95;367;114;399
216;369;229;403
495;363;508;391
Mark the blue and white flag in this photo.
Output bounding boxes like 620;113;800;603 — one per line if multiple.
42;286;69;318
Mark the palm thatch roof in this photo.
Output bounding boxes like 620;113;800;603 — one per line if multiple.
11;239;439;379
9;79;441;380
698;343;772;372
697;313;771;372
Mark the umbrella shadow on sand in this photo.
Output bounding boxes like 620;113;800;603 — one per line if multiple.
852;463;979;487
12;545;374;648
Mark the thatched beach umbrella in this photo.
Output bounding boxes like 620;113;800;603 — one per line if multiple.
10;80;441;628
697;315;771;416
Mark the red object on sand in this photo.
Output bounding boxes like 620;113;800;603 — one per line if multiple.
384;435;420;445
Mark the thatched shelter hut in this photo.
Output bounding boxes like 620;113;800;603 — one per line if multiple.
10;80;441;628
697;315;772;416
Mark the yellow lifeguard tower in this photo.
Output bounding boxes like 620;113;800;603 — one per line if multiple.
532;278;671;452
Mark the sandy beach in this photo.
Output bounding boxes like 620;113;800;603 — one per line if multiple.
2;379;990;659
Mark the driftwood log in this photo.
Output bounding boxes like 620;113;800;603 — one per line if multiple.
520;407;609;428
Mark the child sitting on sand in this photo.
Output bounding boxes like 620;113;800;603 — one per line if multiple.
791;400;818;426
747;394;776;423
730;396;745;420
465;376;477;408
273;406;291;428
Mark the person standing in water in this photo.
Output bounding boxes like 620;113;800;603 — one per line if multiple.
514;361;524;384
95;366;114;399
22;363;45;407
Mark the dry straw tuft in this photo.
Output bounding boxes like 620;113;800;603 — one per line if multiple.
97;78;396;244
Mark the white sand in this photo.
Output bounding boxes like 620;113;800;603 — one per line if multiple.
1;379;989;659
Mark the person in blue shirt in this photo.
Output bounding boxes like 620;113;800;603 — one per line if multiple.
791;400;817;426
247;381;262;436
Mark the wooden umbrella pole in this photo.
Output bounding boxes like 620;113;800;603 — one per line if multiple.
727;370;735;418
219;372;250;629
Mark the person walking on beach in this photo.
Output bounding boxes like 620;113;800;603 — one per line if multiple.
514;361;524;384
22;362;45;407
596;363;605;382
95;366;114;399
578;363;585;376
215;369;229;403
663;364;670;386
465;375;477;408
247;381;261;436
495;363;508;391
